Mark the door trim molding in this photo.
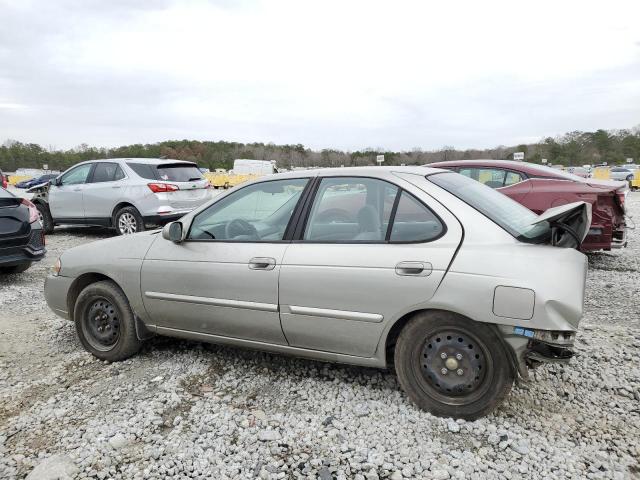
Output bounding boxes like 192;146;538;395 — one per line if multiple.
144;291;278;312
286;305;383;323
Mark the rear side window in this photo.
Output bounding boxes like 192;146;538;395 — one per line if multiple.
127;163;157;180
91;162;125;183
429;172;549;242
504;171;524;185
304;177;398;242
302;177;445;243
156;164;203;182
389;191;444;242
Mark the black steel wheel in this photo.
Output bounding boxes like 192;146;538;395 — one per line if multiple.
81;297;121;351
395;311;514;419
74;280;142;361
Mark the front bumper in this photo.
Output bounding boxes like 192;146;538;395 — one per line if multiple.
44;274;74;319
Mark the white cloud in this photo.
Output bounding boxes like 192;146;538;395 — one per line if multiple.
0;0;639;150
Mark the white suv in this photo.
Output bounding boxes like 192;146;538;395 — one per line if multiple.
32;158;212;235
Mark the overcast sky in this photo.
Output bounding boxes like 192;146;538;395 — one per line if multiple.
1;0;639;152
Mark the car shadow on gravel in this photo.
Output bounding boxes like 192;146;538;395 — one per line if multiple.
142;335;397;390
48;226;113;238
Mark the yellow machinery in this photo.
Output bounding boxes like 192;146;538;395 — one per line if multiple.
8;175;32;185
591;166;639;190
592;167;611;180
204;172;261;189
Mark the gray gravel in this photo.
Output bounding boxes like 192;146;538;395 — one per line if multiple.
1;194;639;479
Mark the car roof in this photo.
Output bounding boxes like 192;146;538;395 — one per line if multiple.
426;159;586;180
75;158;197;166
263;165;446;180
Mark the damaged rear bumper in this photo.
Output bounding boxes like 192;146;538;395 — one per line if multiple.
499;325;577;380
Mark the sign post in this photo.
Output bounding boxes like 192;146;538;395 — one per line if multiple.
513;152;525;161
376;155;384;165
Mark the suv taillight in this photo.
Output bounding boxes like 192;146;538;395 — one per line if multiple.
21;198;39;223
148;183;179;193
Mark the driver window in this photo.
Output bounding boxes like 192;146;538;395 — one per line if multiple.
188;178;308;241
60;164;93;186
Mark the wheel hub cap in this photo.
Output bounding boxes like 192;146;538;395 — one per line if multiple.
118;213;137;234
420;330;486;396
86;299;120;348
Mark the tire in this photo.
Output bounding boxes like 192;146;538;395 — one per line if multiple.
114;206;145;235
0;262;32;274
394;311;515;420
73;280;142;361
36;203;54;234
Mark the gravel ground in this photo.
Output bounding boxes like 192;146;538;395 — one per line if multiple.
1;193;639;480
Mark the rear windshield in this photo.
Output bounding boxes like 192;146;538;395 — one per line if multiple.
428;172;550;242
157;164;203;182
127;162;204;182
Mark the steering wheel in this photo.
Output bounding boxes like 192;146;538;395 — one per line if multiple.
225;218;259;240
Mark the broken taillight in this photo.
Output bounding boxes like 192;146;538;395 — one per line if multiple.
21;198;39;223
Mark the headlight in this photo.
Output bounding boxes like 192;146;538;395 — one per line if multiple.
51;257;62;276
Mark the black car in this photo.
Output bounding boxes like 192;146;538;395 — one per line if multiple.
0;188;46;273
15;174;58;189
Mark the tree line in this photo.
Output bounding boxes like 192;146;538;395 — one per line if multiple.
1;126;639;173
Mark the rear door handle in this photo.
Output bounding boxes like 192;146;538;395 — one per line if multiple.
395;261;432;276
72;188;82;191
249;257;276;270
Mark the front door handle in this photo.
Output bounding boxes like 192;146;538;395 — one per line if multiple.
395;261;432;276
72;188;82;192
249;257;276;270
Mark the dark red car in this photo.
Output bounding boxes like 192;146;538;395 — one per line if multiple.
427;160;627;251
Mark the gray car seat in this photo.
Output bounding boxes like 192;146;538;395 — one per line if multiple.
354;205;382;241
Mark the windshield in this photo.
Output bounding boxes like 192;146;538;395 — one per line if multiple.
428;172;550;242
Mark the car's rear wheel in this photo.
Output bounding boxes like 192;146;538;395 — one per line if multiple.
74;280;142;361
394;311;514;419
35;203;54;234
0;262;32;274
114;206;145;235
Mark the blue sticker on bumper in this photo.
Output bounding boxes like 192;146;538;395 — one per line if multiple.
514;327;534;338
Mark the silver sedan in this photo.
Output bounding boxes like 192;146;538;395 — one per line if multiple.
44;166;590;419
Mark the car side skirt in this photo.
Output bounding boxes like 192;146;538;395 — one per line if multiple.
155;325;386;368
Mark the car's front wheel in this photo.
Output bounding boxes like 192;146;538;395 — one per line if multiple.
394;311;515;420
74;280;142;361
114;206;145;235
35;203;54;234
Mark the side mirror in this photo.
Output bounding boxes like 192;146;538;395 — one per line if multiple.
162;222;184;243
52;177;62;186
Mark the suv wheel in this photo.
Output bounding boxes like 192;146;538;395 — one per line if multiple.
35;203;54;234
114;206;145;235
74;280;142;361
394;311;515;420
